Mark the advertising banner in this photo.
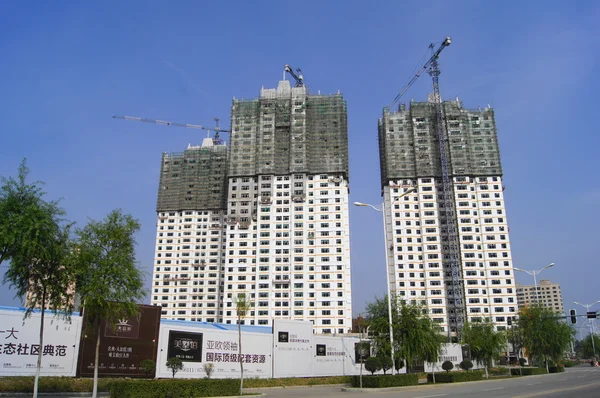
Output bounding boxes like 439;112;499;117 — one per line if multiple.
156;322;272;379
167;331;203;362
77;304;161;377
425;343;464;372
272;319;314;378
0;307;82;377
313;335;362;376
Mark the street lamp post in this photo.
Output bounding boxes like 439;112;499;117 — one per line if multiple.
574;300;600;358
357;315;370;389
513;263;555;304
354;187;417;368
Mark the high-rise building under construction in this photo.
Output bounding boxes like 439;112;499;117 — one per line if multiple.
378;98;518;334
151;77;352;334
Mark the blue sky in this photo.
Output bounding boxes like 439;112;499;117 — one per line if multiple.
1;1;599;327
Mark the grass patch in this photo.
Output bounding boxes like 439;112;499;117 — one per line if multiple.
488;367;510;376
109;379;239;398
349;374;419;388
0;377;113;393
510;367;548;376
243;376;351;388
427;371;484;383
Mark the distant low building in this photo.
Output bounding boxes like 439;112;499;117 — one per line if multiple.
516;279;564;314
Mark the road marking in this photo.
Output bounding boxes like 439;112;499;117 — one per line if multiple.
414;394;448;398
526;383;541;385
483;387;504;391
578;375;587;378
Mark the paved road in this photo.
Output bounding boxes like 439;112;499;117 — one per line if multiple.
248;366;600;398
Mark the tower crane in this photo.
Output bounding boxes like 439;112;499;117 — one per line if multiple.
388;37;466;338
112;115;230;145
284;64;304;87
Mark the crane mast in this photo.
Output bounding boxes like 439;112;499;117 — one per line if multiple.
388;37;465;338
428;46;465;338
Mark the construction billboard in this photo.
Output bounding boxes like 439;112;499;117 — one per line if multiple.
77;304;161;378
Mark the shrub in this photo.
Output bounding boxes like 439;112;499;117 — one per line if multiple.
109;379;239;398
244;376;351;388
548;365;565;373
379;354;393;375
350;374;419;388
0;377;112;393
166;357;184;378
442;361;454;373
510;367;547;376
562;360;576;368
394;358;405;374
427;371;484;383
488;367;510;376
140;359;156;378
459;360;473;371
365;356;382;375
203;363;215;379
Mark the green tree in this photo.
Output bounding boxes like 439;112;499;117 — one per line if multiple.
233;292;252;395
365;356;382;375
518;306;574;372
166;357;183;378
506;324;525;363
140;359;156;378
459;359;473;371
442;360;454;373
581;334;600;359
0;160;76;398
395;299;444;373
73;210;146;398
366;295;444;374
378;351;393;375
203;363;215;379
461;319;506;379
394;356;404;374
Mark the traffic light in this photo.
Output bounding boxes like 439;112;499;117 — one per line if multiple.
587;311;598;319
570;309;577;324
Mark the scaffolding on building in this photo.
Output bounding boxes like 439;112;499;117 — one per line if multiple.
229;80;349;180
378;99;503;186
156;140;228;212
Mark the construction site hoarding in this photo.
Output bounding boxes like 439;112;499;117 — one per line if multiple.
0;307;83;377
155;321;273;379
313;335;362;377
272;319;314;378
77;304;161;378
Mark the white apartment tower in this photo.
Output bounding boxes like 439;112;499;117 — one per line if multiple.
151;78;352;334
378;99;518;335
151;138;228;323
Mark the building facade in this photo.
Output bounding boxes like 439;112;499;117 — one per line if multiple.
516;280;564;314
151;138;229;323
151;78;352;334
378;98;518;334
